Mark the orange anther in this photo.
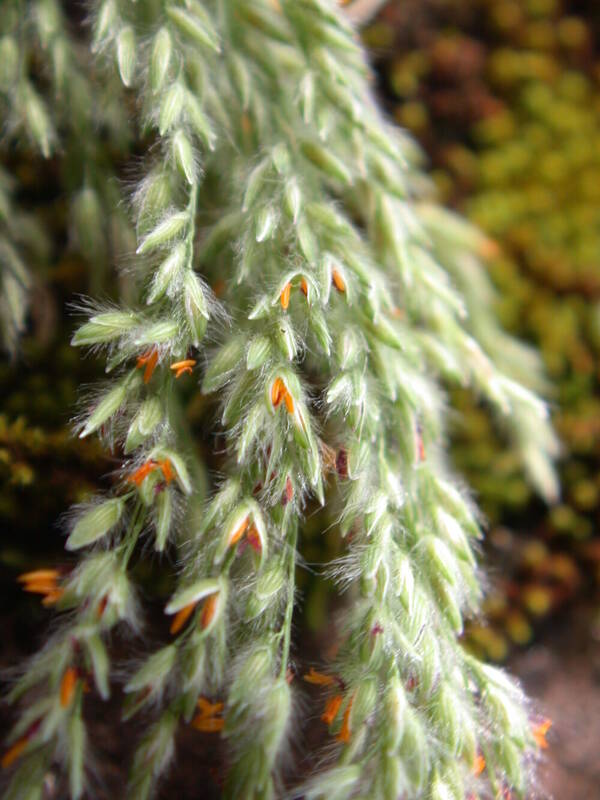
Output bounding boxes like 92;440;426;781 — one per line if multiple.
170;602;197;635
321;694;343;726
21;580;58;595
280;282;291;310
246;524;262;552
96;595;109;619
332;268;346;293
336;694;354;743
192;694;225;732
18;569;60;584
60;667;78;708
303;667;336;687
128;460;157;486
197;697;224;718
271;377;285;408
300;278;308;297
137;348;159;384
200;593;219;629
170;359;197;379
159;459;175;484
41;588;64;606
192;716;225;732
284;390;294;414
473;754;486;776
533;718;552;750
284;476;294;505
1;736;28;770
228;516;250;547
18;569;63;606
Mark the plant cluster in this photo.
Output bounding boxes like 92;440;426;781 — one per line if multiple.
2;1;557;798
366;0;600;659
